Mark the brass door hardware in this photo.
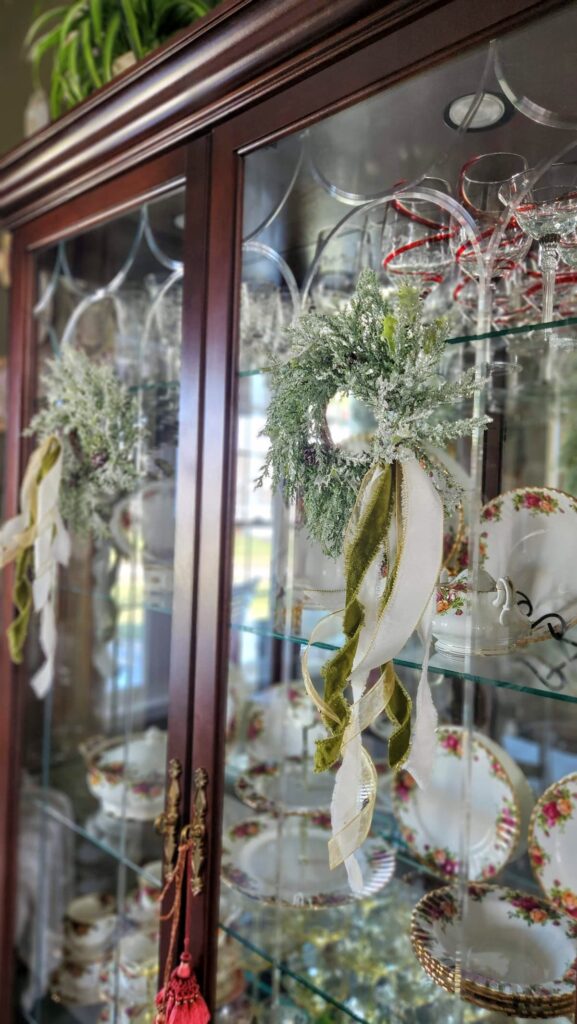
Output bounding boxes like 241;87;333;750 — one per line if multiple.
181;767;208;896
155;758;183;871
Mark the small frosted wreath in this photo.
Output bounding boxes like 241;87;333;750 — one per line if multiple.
0;347;143;695
258;270;488;886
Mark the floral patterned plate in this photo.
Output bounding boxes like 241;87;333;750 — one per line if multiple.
480;488;577;640
221;813;395;907
411;884;577;1012
529;772;577;920
393;727;534;881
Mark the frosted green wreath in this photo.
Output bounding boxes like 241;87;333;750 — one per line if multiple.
26;347;144;536
257;270;487;558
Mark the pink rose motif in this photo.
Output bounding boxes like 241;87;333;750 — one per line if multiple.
511;895;542;914
441;731;462;755
531;848;544;868
524;493;542;508
543;800;562;826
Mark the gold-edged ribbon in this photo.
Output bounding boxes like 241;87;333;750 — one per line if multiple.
0;435;70;695
301;457;443;883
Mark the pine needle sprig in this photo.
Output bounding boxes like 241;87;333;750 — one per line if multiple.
26;347;145;536
257;270;489;558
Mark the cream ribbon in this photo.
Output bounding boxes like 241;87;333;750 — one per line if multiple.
301;458;443;888
0;436;70;696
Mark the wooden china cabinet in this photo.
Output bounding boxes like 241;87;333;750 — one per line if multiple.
2;0;577;1021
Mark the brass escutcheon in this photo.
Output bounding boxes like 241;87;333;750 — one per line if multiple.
154;758;183;871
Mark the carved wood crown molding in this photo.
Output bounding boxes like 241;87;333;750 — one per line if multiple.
0;0;468;228
0;0;563;229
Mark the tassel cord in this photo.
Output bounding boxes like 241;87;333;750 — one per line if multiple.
157;837;193;1016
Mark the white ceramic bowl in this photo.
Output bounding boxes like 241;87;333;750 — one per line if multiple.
432;573;531;656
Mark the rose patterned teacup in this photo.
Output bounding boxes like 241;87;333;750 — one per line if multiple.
64;893;117;962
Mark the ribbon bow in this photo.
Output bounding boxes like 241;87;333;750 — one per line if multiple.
0;435;70;696
302;457;443;888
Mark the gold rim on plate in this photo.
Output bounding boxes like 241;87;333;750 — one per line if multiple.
413;944;575;1017
410;886;577;1017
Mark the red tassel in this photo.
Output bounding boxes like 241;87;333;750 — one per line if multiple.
155;940;211;1024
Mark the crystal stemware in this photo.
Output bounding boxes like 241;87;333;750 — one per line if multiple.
453;152;530;281
381;178;455;283
499;163;577;324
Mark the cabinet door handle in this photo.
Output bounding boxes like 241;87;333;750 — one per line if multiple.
181;767;209;896
155;757;183;872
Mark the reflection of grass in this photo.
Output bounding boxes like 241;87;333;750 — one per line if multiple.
233;529;272;621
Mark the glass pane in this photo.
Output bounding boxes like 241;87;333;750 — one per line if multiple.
15;190;183;1022
221;2;577;1021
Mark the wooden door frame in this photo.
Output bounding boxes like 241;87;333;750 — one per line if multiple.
188;0;568;1006
0;142;213;1004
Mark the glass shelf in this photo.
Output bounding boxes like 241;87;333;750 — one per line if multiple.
230;620;577;704
219;870;506;1024
35;799;162;889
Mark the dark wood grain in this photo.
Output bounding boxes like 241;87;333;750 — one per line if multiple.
182;121;241;1007
159;134;212;975
0;235;35;1004
0;0;566;229
0;148;191;1005
17;149;186;252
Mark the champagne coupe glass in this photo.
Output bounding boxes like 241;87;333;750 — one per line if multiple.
451;152;530;333
499;163;577;324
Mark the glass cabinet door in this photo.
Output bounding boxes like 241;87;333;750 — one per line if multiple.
216;3;577;1022
14;189;185;1023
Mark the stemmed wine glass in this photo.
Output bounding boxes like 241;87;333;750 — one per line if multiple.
451;152;531;332
499;163;577;324
381;178;455;285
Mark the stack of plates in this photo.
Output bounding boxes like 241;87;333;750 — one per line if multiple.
411;884;577;1018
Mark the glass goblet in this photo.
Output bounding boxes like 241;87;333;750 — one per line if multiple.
381;178;455;284
453;153;530;275
499;163;577;324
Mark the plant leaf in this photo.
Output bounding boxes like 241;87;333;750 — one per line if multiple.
81;18;102;88
28;24;62;70
120;0;144;58
89;0;103;43
24;6;68;49
63;33;84;102
59;0;89;49
102;11;121;81
49;69;64;118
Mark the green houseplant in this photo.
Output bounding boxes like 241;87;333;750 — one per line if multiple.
25;0;219;119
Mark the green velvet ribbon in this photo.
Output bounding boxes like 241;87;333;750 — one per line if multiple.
6;437;61;665
7;546;34;664
314;461;412;773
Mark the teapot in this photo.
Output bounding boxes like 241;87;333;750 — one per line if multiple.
432;568;532;656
